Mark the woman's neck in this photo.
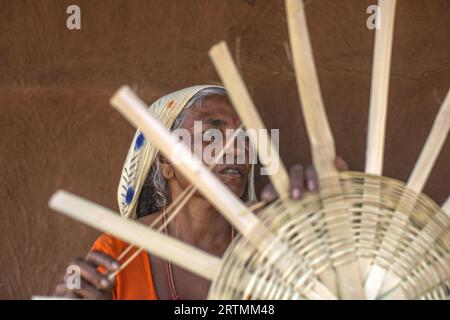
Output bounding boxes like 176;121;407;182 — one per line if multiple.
167;194;232;255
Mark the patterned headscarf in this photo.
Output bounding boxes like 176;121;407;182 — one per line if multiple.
118;85;256;219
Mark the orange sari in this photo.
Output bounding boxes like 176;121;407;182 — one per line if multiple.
91;234;158;300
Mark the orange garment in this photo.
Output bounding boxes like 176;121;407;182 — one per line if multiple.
90;234;158;300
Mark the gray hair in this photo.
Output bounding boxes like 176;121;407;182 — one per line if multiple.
136;87;227;218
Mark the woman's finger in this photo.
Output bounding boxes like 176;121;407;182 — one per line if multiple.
260;183;277;203
335;156;349;171
71;257;111;290
289;164;304;200
86;251;120;272
54;283;69;297
304;165;319;192
72;279;105;300
54;283;82;299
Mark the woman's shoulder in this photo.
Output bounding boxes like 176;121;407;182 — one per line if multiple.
91;233;128;257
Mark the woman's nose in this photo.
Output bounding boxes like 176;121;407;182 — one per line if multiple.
223;139;248;164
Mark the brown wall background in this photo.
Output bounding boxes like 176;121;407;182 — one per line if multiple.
0;0;449;299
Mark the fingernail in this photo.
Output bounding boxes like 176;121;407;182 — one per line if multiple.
291;188;301;199
261;191;272;200
101;278;110;288
307;180;316;191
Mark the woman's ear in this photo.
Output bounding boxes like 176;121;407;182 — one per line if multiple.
158;155;174;180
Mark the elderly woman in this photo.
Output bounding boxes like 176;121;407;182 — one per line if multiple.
54;85;348;300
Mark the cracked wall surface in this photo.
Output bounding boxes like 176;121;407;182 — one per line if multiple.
0;0;449;299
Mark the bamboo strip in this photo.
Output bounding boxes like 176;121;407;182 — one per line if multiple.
285;0;364;299
285;0;336;179
49;191;220;280
443;196;450;216
209;41;289;197
407;90;450;193
361;0;398;297
365;0;397;175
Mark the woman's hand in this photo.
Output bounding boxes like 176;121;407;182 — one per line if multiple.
54;251;119;300
259;156;349;203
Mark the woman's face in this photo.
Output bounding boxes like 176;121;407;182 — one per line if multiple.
173;94;251;198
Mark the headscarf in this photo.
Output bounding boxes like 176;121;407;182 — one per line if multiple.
118;85;256;219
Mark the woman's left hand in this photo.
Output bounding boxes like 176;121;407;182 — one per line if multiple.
259;156;349;203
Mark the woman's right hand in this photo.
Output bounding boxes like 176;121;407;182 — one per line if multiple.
54;251;119;300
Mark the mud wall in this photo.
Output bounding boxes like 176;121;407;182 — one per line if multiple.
0;0;449;298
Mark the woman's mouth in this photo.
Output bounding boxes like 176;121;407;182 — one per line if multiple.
218;165;243;179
